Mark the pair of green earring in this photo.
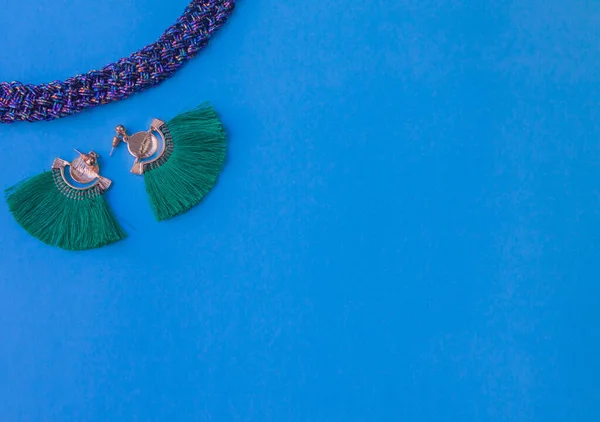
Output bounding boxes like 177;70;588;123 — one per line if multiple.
5;103;226;251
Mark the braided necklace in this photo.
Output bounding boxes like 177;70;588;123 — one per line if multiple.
0;0;235;124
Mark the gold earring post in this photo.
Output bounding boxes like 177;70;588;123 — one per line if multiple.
110;125;129;156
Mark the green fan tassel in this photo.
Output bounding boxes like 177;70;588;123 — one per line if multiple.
144;103;226;221
5;171;126;251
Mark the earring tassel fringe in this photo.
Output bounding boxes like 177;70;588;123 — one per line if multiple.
143;103;226;221
5;171;126;250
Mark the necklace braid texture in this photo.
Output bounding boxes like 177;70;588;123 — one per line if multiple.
0;0;235;123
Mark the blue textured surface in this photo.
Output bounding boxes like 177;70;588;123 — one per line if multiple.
0;0;598;420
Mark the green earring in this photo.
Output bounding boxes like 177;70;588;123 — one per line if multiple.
111;103;227;221
5;150;126;250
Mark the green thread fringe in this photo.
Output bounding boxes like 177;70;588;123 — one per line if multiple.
144;103;226;221
5;171;126;251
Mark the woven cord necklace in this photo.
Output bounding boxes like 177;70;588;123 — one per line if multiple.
0;0;235;124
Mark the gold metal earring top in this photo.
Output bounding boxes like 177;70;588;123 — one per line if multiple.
109;119;166;174
51;150;111;192
71;150;101;183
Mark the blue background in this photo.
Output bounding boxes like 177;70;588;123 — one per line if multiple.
0;0;599;420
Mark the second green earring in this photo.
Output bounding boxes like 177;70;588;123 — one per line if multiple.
111;103;227;221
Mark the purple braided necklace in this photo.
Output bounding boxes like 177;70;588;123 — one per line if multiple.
0;0;235;124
